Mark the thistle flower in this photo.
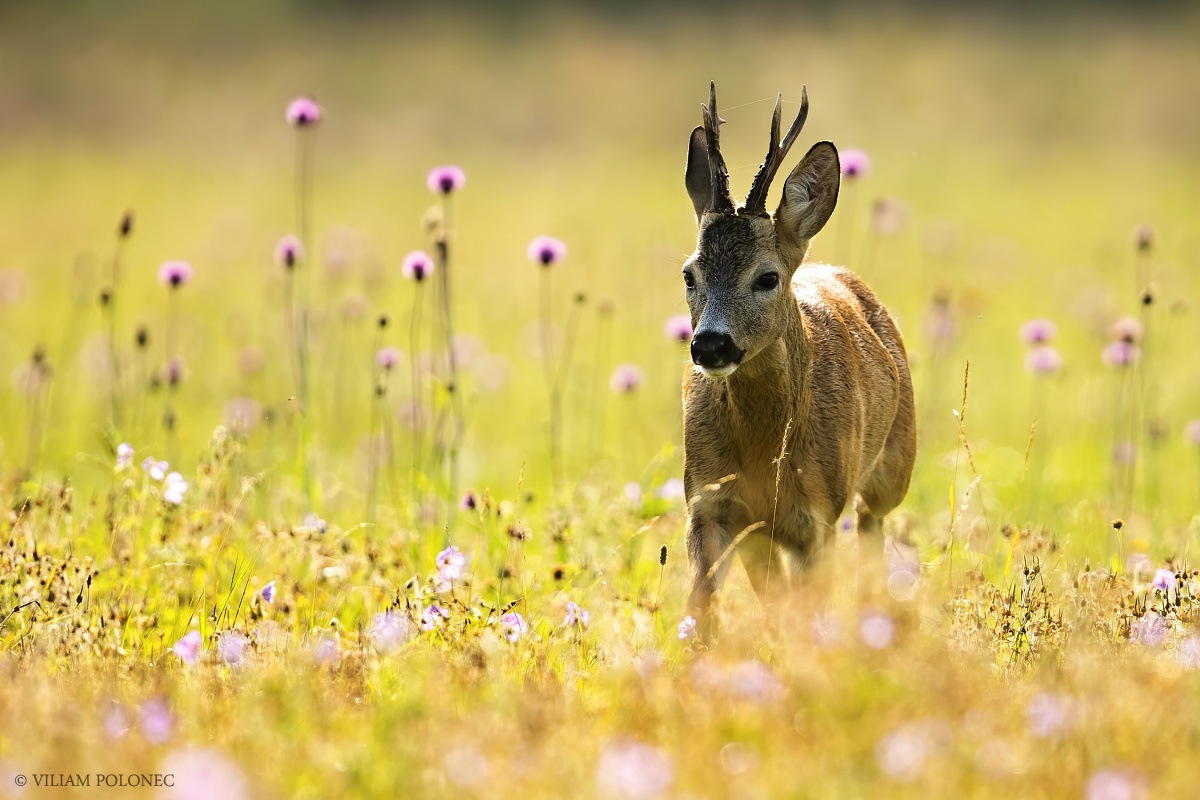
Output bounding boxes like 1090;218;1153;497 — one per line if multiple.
163;472;188;505
460;490;478;511
285;97;322;126
116;442;134;470
663;315;693;343
260;581;276;604
172;630;202;666
375;347;402;371
158;260;193;289
426;165;466;195
138;698;173;745
500;611;528;643
436;545;466;580
1019;319;1057;345
840;148;871;179
1026;692;1075;739
1024;345;1063;376
163;355;186;387
564;601;590;628
677;615;697;640
1111;316;1144;345
527;235;567;267
274;235;304;270
401;250;435;282
1151;568;1175;593
610;364;644;393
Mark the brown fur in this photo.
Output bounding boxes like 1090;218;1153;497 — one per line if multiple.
680;118;916;637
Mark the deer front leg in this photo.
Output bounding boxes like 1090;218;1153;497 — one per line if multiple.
685;511;732;643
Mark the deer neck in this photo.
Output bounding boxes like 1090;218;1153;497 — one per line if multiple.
722;300;809;442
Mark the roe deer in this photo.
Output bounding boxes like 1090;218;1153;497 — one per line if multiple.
680;83;916;637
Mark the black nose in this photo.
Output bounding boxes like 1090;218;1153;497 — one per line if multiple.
690;331;742;369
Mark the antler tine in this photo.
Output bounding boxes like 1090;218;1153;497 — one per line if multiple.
743;85;810;216
702;81;734;214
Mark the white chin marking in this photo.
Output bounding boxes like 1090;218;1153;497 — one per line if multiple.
694;363;738;379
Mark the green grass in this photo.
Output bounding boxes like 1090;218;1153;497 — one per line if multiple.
1;3;1200;798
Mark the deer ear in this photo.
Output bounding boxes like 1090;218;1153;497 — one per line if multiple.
685;126;712;222
776;142;840;243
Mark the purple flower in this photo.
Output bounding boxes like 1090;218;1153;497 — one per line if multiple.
1019;319;1057;345
860;608;895;649
158;260;193;289
419;604;449;631
1131;614;1167;646
876;726;927;781
370;610;412;653
1085;770;1142;800
657;478;686;501
138;698;173;744
163;355;186;386
677;615;697;640
1024;345;1063;376
1026;692;1075;739
436;544;466;580
1176;634;1200;670
500;611;528;643
564;601;590;628
460;490;478;511
1102;340;1140;368
1111;316;1144;345
274;235;304;270
162;748;249;800
313;636;339;667
426;165;466;195
172;630;202;666
217;632;249;665
376;347;402;370
596;740;675;799
663;315;693;343
840;148;871;178
286;97;322;126
260;581;276;604
116;442;134;470
401;250;435;282
1151;568;1175;593
144;457;169;481
1184;419;1200;447
527;235;567;267
610;364;644;393
163;472;188;505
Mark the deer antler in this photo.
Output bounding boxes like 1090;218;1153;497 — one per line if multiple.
742;87;809;216
702;81;734;214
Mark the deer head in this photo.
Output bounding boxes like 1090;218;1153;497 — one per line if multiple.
682;82;841;377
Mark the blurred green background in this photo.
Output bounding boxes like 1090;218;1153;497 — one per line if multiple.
1;1;1198;544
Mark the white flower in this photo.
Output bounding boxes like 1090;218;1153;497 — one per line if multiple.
116;443;134;469
163;472;188;505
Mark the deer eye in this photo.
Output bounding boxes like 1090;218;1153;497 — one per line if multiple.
754;272;780;291
683;270;696;290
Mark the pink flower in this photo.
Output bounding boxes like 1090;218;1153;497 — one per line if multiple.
1111;316;1143;345
677;616;697;640
527;236;567;267
274;235;304;270
563;601;589;628
1026;692;1075;739
218;632;249;665
376;347;402;370
138;698;173;744
610;364;644;393
500;611;528;643
840;148;870;178
370;611;412;653
157;260;193;288
172;630;202;666
1102;340;1140;368
1131;614;1167;646
1019;319;1057;345
595;740;675;799
286;97;322;126
1086;770;1143;800
860;609;895;649
876;726;927;781
1151;568;1175;593
162;748;249;800
460;490;478;511
1024;345;1062;376
401;250;435;282
663;315;693;343
426;165;466;195
1183;419;1200;447
436;545;466;580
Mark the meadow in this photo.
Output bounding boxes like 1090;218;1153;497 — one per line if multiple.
2;3;1200;798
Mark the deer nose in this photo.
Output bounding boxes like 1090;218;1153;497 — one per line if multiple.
690;331;742;369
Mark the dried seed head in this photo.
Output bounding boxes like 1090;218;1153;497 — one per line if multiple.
659;545;668;566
